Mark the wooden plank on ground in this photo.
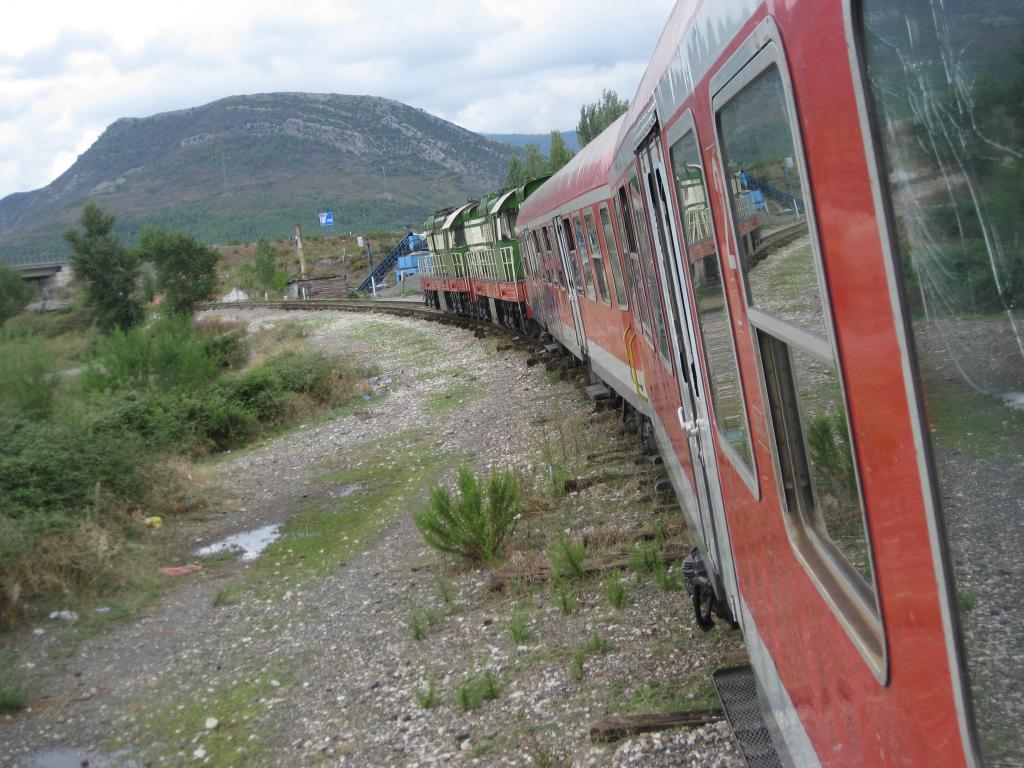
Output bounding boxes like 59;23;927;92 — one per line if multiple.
589;709;725;742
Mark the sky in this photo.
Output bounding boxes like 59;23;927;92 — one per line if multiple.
0;0;676;200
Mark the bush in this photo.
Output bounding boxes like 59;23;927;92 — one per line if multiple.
82;315;244;394
413;468;519;565
0;413;152;612
0;339;57;419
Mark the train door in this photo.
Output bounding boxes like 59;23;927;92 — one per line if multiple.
552;216;588;357
636;131;739;620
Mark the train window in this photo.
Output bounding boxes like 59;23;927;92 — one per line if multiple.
561;218;584;295
584;210;611;305
573;215;597;301
599;204;628;308
629;172;670;355
561;217;575;251
541;226;552;255
717;51;882;665
616;192;651;332
669;129;754;473
859;1;1024;759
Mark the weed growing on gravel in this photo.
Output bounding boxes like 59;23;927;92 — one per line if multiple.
0;650;28;713
530;744;572;768
569;633;611;682
434;570;455;609
554;583;577;615
605;571;627;609
509;606;533;644
569;646;586;681
549;536;587;581
413;467;520;565
211;586;239;607
653;562;682;592
457;670;500;711
407;601;439;642
413;671;439;710
629;541;662;580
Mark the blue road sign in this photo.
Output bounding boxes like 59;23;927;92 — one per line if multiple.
319;211;334;227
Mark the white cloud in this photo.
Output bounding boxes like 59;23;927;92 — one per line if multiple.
0;0;675;198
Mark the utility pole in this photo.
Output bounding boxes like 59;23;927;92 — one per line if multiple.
294;223;308;279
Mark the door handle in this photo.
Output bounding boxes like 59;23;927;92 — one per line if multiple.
677;407;699;436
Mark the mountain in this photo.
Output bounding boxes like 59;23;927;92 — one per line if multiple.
0;93;518;263
485;132;580;155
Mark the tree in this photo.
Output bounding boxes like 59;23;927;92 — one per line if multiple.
522;143;548;179
548;130;574;173
0;263;34;328
138;227;220;315
576;89;629;147
252;237;286;298
505;155;525;188
63;202;143;333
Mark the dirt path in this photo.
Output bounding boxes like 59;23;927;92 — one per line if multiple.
1;310;742;768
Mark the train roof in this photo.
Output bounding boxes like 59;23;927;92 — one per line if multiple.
517;114;625;228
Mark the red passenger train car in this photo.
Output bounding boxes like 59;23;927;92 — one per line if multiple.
515;1;1023;765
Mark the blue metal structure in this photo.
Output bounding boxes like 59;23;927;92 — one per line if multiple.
356;234;423;292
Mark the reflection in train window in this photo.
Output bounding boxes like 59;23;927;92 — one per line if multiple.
599;204;629;308
669;130;754;473
573;215;597;301
616;190;652;335
718;58;881;658
719;65;826;341
561;218;584;294
584;210;611;304
629;172;670;354
861;1;1024;760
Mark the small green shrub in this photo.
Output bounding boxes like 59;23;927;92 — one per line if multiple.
629;542;662;578
413;672;439;710
549;536;587;581
0;339;57;419
456;670;500;711
434;570;454;608
509;606;533;644
605;572;627;609
569;633;611;682
407;601;438;641
653;563;682;592
0;651;28;713
555;583;577;615
413;468;520;565
569;647;586;681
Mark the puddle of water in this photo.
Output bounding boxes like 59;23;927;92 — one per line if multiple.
19;748;136;768
195;524;281;562
1001;391;1024;411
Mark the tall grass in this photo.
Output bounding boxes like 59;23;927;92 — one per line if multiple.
0;339;57;419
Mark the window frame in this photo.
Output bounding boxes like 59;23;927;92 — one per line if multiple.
665;112;759;496
712;29;886;681
584;208;612;305
599;202;629;309
573;213;597;301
